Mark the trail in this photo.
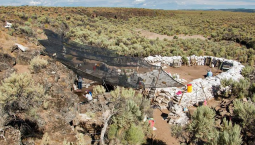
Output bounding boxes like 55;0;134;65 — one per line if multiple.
153;109;179;145
135;29;207;40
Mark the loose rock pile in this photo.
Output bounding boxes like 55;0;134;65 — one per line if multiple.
168;104;189;125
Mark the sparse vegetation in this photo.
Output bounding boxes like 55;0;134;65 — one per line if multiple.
0;72;45;113
0;6;255;145
92;85;106;96
29;56;48;73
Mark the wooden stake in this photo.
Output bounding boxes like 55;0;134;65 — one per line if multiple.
178;91;185;105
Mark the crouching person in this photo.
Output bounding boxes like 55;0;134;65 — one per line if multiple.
81;91;93;104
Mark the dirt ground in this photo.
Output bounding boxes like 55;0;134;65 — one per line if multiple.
163;65;221;84
153;109;179;145
188;98;222;116
135;29;207;41
13;65;30;74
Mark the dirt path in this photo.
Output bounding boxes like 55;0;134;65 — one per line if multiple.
153;109;179;145
135;29;207;41
163;65;221;84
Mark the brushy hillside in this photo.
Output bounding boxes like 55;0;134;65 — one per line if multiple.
1;6;255;145
0;6;255;64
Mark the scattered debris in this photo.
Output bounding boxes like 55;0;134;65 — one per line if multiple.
168;104;189;126
4;22;12;28
14;43;29;52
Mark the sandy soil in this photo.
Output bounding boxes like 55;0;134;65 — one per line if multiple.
13;65;30;74
163;65;221;84
135;29;207;41
153;109;179;145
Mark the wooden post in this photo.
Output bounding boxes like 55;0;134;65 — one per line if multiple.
154;68;161;88
200;82;208;105
178;92;185;105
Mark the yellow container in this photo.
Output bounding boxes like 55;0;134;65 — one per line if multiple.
187;84;192;93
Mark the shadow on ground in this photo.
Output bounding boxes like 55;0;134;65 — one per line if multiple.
143;138;167;145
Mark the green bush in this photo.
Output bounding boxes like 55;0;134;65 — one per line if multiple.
221;78;250;98
38;16;50;24
252;94;255;102
24;21;31;26
19;26;33;36
233;100;255;141
171;124;184;137
241;65;254;78
218;118;242;145
125;124;145;144
173;35;178;39
29;56;48;73
0;73;45;112
188;106;218;144
92;85;106;96
108;124;118;139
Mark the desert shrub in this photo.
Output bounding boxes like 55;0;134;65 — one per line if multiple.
252;94;255;102
110;86;120;100
125;123;145;144
108;124;118;139
38;16;50;24
218;118;242;145
121;88;135;98
18;12;28;20
11;23;19;29
221;78;250;98
8;28;15;36
106;88;152;144
24;21;31;26
241;65;254;78
171;124;184;137
182;56;188;65
0;73;45;114
188;106;218;144
92;85;106;96
19;26;33;36
29;56;48;73
233;100;255;142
